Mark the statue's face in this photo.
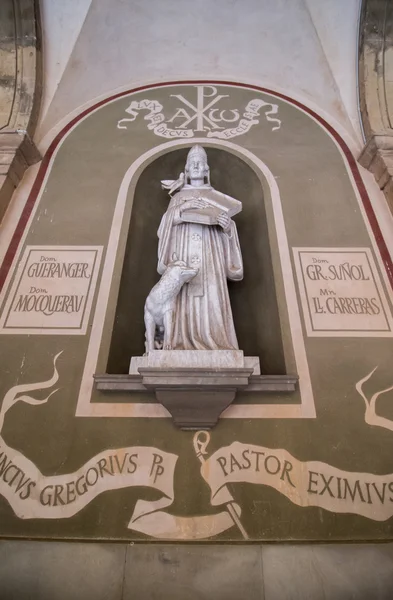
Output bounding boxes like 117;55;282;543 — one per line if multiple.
187;158;207;181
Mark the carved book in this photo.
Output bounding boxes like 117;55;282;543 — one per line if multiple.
180;188;242;226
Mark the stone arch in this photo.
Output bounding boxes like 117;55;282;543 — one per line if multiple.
106;145;286;375
88;136;313;419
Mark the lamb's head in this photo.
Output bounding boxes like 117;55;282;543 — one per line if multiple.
168;253;198;285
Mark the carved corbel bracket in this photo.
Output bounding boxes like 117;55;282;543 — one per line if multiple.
0;0;42;220
358;0;393;211
139;367;253;429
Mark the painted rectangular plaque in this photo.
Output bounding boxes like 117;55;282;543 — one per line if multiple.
0;245;102;334
293;247;393;336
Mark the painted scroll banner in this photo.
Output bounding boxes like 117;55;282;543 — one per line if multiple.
0;357;234;540
0;438;177;521
116;89;281;139
0;430;234;539
201;441;393;521
0;354;174;528
2;355;393;541
0;426;235;539
207;99;281;139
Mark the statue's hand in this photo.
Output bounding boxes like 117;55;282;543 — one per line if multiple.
216;212;232;232
181;198;207;212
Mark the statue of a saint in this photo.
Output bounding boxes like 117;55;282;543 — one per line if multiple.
157;145;243;350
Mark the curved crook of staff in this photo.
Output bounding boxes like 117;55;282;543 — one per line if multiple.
193;430;249;540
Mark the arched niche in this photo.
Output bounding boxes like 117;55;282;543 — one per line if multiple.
106;147;286;375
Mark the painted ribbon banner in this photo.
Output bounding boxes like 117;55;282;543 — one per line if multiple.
2;354;393;540
207;99;281;139
117;99;194;138
0;354;236;540
0;438;177;521
117;95;281;139
0;353;176;532
201;442;393;521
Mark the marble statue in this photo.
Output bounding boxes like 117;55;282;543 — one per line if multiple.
152;145;243;351
144;253;198;352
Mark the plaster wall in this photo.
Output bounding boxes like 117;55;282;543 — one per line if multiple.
37;0;362;150
304;0;363;143
3;1;393;546
39;0;92;122
1;82;393;541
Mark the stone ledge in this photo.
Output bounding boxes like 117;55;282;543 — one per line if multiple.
94;373;298;393
139;367;253;388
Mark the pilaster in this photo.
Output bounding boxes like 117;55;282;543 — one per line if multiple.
358;0;393;210
0;0;41;220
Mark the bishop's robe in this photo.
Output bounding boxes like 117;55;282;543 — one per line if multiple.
157;185;243;350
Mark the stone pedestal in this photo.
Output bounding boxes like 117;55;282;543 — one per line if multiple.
129;350;260;374
130;350;259;429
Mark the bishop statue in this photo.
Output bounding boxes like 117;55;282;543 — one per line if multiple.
156;145;243;350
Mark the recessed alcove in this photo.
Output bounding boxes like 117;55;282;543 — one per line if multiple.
106;147;286;375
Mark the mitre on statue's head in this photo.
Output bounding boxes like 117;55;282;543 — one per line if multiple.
185;145;210;185
186;145;208;163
